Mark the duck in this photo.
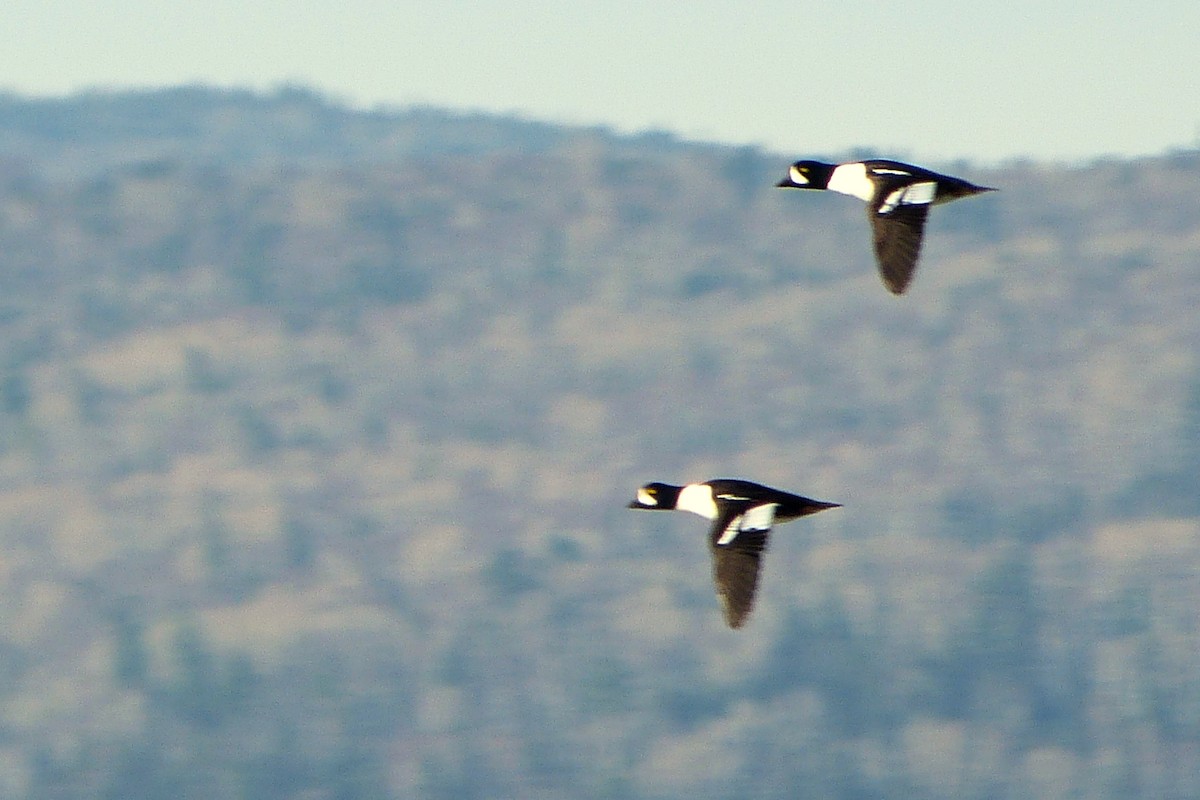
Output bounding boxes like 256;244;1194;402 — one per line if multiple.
776;158;995;294
628;478;840;628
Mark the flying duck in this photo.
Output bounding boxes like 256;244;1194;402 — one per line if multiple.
628;479;840;628
776;158;996;294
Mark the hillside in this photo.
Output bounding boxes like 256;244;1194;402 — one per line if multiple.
0;85;631;179
0;88;1198;799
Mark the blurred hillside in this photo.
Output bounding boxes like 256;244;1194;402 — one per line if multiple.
0;87;1198;799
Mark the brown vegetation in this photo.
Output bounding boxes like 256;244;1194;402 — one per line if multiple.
0;88;1198;798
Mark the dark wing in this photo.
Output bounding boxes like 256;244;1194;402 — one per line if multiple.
868;182;934;295
708;504;774;629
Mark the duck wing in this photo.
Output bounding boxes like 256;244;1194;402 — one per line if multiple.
868;180;935;295
708;502;776;628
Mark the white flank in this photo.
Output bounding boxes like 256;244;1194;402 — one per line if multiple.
637;487;659;507
677;483;718;520
788;165;809;185
826;162;874;202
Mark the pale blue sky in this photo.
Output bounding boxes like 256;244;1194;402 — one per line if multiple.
5;1;1198;163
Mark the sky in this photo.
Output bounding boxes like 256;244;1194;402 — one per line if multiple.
5;1;1199;164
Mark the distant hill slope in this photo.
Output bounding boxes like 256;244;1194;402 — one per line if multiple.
0;87;1198;799
0;85;614;178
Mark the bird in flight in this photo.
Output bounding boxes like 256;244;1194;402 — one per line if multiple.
777;158;996;294
628;478;840;628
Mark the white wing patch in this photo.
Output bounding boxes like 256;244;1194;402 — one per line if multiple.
740;503;778;532
870;167;912;176
877;189;905;214
904;181;937;205
876;181;937;214
716;503;778;546
716;520;740;546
